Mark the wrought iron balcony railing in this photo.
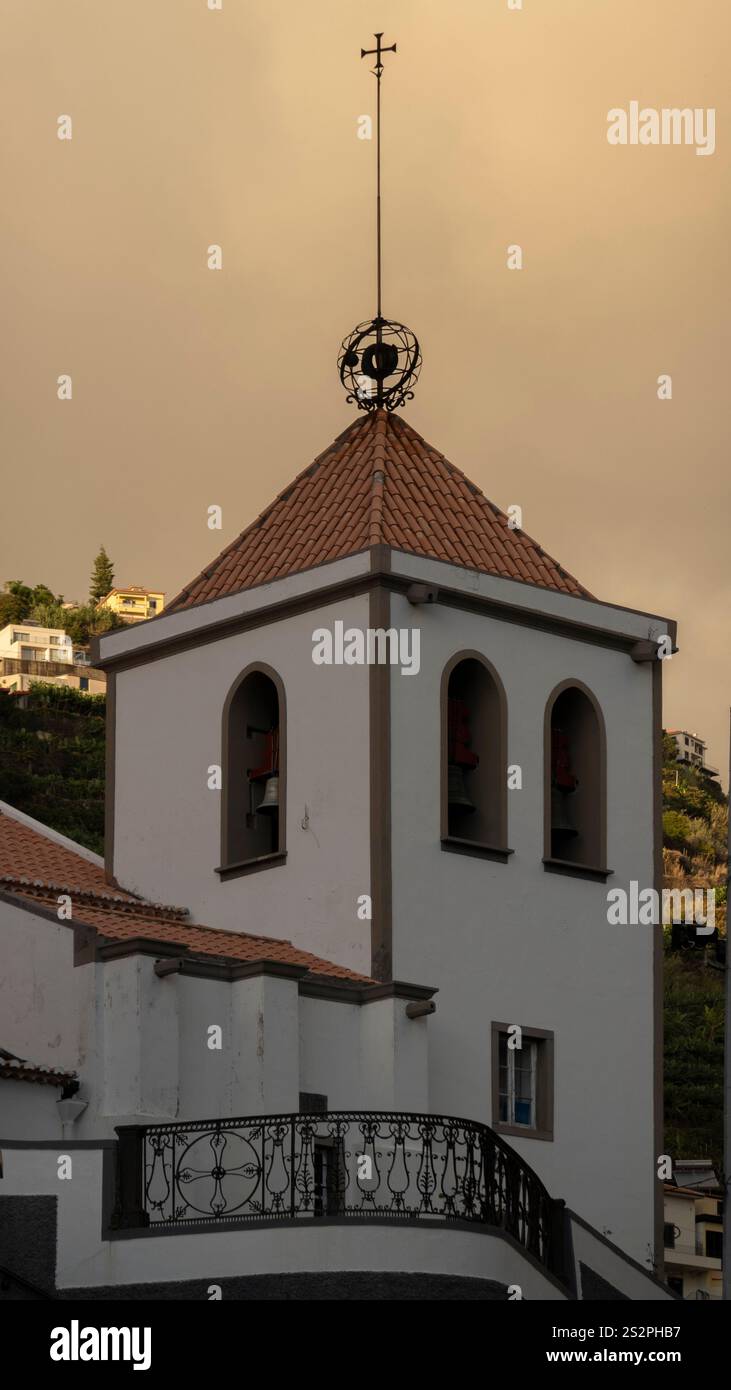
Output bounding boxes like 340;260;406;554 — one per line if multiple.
112;1111;569;1283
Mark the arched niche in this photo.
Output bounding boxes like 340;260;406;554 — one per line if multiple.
441;651;508;855
544;679;607;871
220;663;286;873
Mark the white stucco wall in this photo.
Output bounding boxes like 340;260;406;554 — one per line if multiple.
97;956;179;1120
0;892;427;1139
0;898;91;1081
112;591;373;974
298;994;362;1107
570;1216;672;1300
297;995;431;1113
0;1080;63;1140
388;585;657;1266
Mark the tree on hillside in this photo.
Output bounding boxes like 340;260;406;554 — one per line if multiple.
0;580;64;627
662;731;679;763
28;599;126;646
29;583;59;609
0;588;27;626
67;604;127;645
90;547;114;604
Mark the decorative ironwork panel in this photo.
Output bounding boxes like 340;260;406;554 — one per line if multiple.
131;1110;560;1276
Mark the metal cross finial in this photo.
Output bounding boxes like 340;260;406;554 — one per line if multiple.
361;31;397;79
338;33;421;412
360;34;397;327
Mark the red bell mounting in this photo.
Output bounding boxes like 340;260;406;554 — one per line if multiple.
448;698;479;769
551;728;577;792
551;727;578;840
249;727;279;781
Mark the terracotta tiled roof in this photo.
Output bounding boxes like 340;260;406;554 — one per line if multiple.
0;811;135;897
0;809;373;985
0;1046;77;1088
168;410;590;612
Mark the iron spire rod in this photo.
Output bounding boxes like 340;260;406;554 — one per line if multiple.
377;63;382;318
361;33;397;325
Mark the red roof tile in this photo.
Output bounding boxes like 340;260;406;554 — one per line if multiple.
0;812;135;897
0;810;373;985
167;411;591;612
0;1046;77;1088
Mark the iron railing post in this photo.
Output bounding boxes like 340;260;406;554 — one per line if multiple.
506;1151;520;1241
110;1125;150;1229
290;1119;296;1219
549;1197;569;1282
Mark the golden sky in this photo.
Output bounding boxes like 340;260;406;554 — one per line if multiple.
1;0;729;774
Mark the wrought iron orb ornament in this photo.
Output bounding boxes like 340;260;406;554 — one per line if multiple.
338;316;422;412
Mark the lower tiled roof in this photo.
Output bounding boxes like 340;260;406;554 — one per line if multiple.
0;809;374;985
0;811;136;898
0;1046;77;1088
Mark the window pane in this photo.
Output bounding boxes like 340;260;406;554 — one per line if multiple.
515;1063;532;1099
514;1041;537;1127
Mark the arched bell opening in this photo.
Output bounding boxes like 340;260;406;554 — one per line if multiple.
441;653;507;850
545;682;606;869
221;665;285;868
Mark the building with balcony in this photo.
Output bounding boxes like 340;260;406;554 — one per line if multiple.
0;622;73;666
664;1176;723;1299
0;413;676;1301
666;729;719;779
97;587;164;624
0;623;105;695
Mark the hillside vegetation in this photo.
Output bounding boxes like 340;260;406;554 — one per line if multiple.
661;734;727;1171
0;683;105;855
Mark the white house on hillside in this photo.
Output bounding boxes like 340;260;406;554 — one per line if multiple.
0;621;105;695
0;411;675;1301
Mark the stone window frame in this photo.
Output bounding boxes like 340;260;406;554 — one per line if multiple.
440;649;512;864
491;1021;554;1143
543;677;610;883
217;661;287;881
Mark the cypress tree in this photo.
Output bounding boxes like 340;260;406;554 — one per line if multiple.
89;546;114;604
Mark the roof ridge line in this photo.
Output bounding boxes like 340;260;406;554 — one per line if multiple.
367;408;388;546
0;875;189;920
1;875;318;951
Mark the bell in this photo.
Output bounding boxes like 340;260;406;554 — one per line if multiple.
257;775;279;814
551;786;577;838
448;764;475;812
